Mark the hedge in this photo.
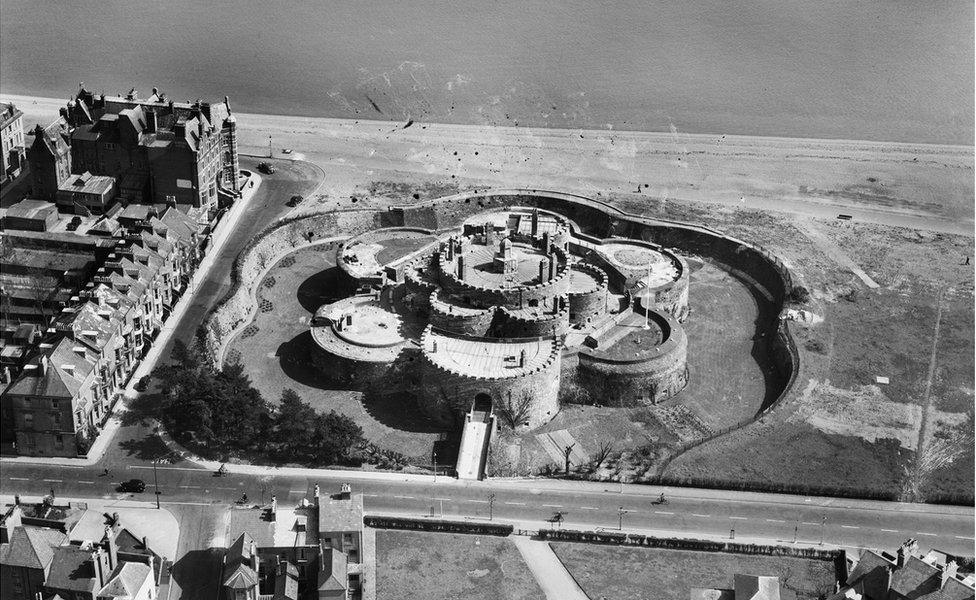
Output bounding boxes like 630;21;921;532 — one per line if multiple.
364;515;514;536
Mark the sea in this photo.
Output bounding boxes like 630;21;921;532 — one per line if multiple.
1;0;972;145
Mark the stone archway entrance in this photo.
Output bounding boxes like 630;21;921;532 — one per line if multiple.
473;392;493;420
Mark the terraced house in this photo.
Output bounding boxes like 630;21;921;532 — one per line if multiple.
1;200;204;456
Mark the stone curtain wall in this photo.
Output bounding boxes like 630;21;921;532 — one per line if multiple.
202;208;380;366
418;328;562;428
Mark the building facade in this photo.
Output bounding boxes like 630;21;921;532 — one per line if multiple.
0;103;26;187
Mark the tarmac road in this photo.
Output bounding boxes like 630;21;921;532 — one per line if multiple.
1;461;972;556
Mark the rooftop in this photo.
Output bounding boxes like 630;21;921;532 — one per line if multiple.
58;171;116;196
4;198;57;220
317;492;364;534
422;329;558;378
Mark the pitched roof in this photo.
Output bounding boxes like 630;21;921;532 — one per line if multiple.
97;561;152;599
46;545;100;594
0;526;67;570
318;549;347;592
273;562;299;600
733;574;781;600
890;556;943;599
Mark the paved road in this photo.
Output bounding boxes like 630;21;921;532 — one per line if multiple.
2;461;972;555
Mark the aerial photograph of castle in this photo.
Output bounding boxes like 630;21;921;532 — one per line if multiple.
0;2;972;599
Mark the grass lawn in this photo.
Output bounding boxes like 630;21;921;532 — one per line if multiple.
550;542;838;600
375;530;545;600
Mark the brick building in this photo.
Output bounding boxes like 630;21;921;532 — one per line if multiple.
56;171;118;215
61;87;241;220
27;119;72;201
0;103;26;187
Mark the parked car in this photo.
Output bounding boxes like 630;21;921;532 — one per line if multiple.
258;162;276;174
118;479;146;493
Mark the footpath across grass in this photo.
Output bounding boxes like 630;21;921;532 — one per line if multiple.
550;541;838;600
374;529;544;600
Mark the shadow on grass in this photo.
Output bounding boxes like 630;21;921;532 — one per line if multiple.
171;548;224;600
277;331;357;391
360;389;446;434
296;266;344;313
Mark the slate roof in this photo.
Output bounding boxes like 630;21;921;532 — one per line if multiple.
1;102;23;130
97;561;152;599
5;336;97;399
0;526;67;570
223;532;258;590
4;199;57;220
31;119;70;157
846;550;895;600
733;574;781;600
318;549;347;592
46;545;99;594
274;562;299;600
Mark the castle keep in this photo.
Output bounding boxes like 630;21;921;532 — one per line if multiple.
310;207;690;431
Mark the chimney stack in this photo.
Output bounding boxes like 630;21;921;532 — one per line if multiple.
146;109;157;133
942;561;959;588
339;483;351;500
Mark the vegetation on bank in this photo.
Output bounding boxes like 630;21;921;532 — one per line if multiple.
153;338;363;465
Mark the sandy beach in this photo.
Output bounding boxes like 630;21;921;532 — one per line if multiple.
5;94;972;235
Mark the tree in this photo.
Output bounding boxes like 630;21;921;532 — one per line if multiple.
589;440;614;470
498;390;533;430
273;389;318;459
311;411;364;464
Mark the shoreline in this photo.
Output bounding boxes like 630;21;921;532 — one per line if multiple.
3;92;973;233
2;93;972;152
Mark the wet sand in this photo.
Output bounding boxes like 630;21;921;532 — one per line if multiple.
5;94;972;234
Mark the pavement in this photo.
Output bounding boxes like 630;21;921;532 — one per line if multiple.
512;536;589;600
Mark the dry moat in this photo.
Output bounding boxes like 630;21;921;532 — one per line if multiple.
223;193;790;479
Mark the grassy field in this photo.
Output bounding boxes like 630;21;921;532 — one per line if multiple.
550;542;838;600
375;530;544;600
636;194;974;501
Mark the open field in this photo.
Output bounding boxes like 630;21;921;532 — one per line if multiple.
375;530;544;600
550;542;838;600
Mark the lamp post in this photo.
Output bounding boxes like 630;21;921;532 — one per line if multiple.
488;492;495;521
432;451;437;483
617;506;628;531
820;515;827;546
152;460;160;510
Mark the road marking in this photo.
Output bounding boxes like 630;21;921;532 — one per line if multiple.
394;495;415;500
916;532;937;537
364;493;379;497
433;497;452;502
955;535;975;540
841;525;859;529
542;504;563;508
765;519;786;523
466;499;488;504
130;465;204;472
9;477;28;481
78;481;95;484
216;487;237;491
179;485;201;489
880;529;898;533
288;489;306;494
655;511;674;515
580;506;599;510
801;522;819;526
691;513;710;518
729;516;748;521
43;479;62;483
505;502;526;506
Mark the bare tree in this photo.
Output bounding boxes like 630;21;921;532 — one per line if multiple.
563;443;575;475
590;439;614;470
498;390;533;430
